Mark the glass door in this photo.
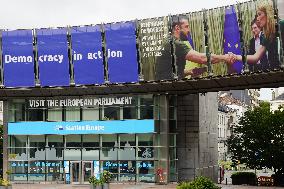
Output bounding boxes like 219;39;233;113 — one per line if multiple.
70;161;81;184
82;161;93;184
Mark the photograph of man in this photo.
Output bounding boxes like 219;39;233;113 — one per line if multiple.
248;18;268;72
155;15;235;80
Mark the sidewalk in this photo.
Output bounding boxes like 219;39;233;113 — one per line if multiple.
11;183;177;189
10;183;284;189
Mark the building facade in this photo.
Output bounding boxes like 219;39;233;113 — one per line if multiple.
3;93;219;184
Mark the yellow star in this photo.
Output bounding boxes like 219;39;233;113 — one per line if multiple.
235;43;238;49
228;43;231;48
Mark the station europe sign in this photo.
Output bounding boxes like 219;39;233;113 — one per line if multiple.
8;120;154;135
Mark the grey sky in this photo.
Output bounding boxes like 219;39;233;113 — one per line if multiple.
0;0;249;29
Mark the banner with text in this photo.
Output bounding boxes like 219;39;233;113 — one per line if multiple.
37;28;70;86
105;21;139;83
138;17;170;81
2;30;35;87
8;120;154;135
71;25;104;85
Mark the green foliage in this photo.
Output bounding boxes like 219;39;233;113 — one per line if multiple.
231;172;256;179
218;160;232;170
88;176;100;186
0;178;11;186
101;170;112;183
228;103;284;175
177;176;220;189
231;172;257;185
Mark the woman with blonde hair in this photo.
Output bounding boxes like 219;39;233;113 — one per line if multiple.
234;0;280;70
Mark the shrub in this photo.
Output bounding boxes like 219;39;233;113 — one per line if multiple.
231;172;257;185
0;178;11;186
177;176;220;189
88;176;100;186
102;170;112;183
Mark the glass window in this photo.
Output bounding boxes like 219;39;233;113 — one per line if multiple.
119;134;135;147
27;109;45;121
137;160;155;182
66;135;81;148
123;107;137;119
10;174;28;181
82;108;100;121
48;108;62;121
140;106;153;119
29;135;46;148
64;148;81;160
100;148;118;160
66;108;80;121
102;161;118;174
47;135;64;148
46;161;64;182
140;95;153;106
137;147;154;160
9;148;28;161
169;160;177;182
29;148;46;160
9;161;28;174
138;134;153;146
119;161;136;182
46;148;63;160
102;135;117;148
8;99;26;122
82;135;99;147
82;148;100;160
103;107;120;120
118;147;136;160
29;161;46;174
9;136;27;148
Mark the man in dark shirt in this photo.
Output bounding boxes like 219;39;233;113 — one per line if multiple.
248;19;268;72
155;15;234;80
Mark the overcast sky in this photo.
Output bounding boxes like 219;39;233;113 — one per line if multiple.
0;0;250;29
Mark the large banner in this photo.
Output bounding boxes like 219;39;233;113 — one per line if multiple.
138;17;170;81
37;28;70;87
104;21;138;83
2;30;35;87
240;0;280;73
8;120;154;135
71;26;104;85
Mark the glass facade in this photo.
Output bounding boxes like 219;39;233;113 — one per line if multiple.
6;95;177;183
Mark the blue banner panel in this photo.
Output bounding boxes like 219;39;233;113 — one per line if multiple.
71;26;104;85
8;120;154;135
37;28;70;87
105;22;138;83
2;30;35;87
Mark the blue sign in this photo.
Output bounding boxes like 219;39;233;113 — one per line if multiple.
8;120;154;135
71;26;104;85
105;22;138;83
11;162;60;167
2;30;35;87
37;28;70;86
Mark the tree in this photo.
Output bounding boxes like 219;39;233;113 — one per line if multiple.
228;102;284;176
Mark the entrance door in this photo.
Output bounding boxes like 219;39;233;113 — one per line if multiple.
82;161;93;184
70;161;81;184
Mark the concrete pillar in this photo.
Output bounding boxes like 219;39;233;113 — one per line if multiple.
176;92;218;182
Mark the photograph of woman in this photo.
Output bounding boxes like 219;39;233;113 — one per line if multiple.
234;0;280;70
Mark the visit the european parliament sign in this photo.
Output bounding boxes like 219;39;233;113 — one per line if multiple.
0;0;283;88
